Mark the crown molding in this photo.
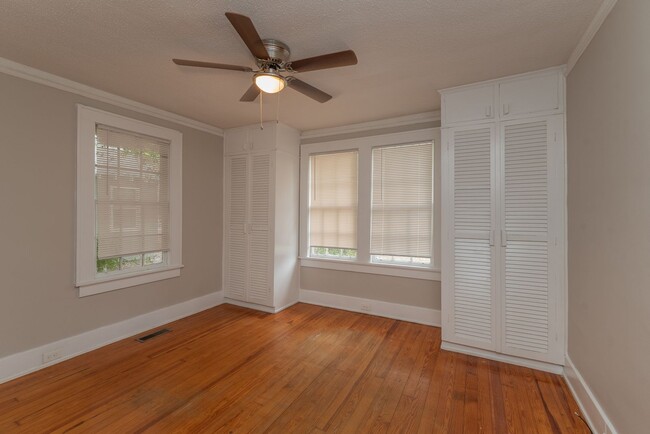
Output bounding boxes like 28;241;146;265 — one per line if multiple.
300;111;440;140
566;0;618;75
0;56;223;137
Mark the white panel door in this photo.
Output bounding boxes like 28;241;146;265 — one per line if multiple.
225;155;249;301
499;116;564;364
247;152;273;306
442;124;497;351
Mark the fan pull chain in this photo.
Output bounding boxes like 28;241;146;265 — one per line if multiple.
260;91;264;130
276;91;280;124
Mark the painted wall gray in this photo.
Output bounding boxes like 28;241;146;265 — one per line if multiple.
567;1;650;432
0;72;223;358
299;123;441;310
300;268;441;310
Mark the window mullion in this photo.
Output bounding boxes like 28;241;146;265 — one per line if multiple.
357;146;372;263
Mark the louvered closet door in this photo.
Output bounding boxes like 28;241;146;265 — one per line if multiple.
247;152;274;306
443;125;497;351
225;155;249;301
499;116;564;364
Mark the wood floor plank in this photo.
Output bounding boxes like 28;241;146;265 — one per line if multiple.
475;358;495;433
0;304;588;433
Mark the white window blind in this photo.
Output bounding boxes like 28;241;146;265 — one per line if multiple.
370;142;433;258
309;151;358;249
95;124;170;260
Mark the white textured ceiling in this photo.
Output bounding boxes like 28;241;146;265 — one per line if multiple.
0;0;601;131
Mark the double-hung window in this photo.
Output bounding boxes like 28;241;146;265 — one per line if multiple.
370;142;432;266
300;128;437;280
308;151;358;260
76;105;183;296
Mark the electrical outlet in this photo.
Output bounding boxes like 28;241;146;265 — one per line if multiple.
360;303;371;312
43;349;62;364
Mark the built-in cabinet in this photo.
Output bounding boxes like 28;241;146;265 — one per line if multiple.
440;67;566;370
223;122;300;312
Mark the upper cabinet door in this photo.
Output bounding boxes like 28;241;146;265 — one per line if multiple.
442;84;496;126
499;71;563;120
224;127;251;155
250;124;277;151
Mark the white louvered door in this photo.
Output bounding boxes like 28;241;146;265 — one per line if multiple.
247;152;273;306
499;115;564;364
225;155;249;301
443;124;498;351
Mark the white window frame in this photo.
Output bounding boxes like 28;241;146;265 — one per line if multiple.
300;128;441;281
75;105;183;296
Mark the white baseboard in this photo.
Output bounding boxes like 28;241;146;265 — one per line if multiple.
299;289;441;326
0;291;224;385
223;298;299;314
564;355;618;434
440;341;564;374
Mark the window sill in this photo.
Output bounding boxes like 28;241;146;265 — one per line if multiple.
300;257;441;281
76;264;184;297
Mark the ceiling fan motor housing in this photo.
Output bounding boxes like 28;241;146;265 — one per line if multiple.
260;39;291;66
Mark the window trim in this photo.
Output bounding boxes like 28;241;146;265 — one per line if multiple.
300;128;440;281
75;105;183;297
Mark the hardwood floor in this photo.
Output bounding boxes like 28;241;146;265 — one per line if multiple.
0;303;588;433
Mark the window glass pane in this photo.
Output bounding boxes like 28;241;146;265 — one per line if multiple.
309;151;358;253
120;254;143;270
144;251;164;265
96;251;164;274
97;257;121;273
310;247;358;260
371;254;431;267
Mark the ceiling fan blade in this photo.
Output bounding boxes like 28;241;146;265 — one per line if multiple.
225;12;269;60
172;59;252;72
287;77;332;103
290;50;357;73
240;83;261;102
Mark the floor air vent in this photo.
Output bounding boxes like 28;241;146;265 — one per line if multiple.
136;328;171;343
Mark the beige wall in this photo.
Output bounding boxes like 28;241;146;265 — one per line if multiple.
0;72;223;358
567;1;650;432
300;122;442;310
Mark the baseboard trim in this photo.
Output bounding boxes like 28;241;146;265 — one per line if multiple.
299;289;441;326
0;291;224;385
441;341;564;375
564;355;618;434
223;298;299;314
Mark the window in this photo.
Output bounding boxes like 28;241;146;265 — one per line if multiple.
300;129;438;280
76;105;182;296
308;151;358;260
370;142;432;267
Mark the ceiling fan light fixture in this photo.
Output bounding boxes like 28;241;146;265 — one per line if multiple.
254;71;286;94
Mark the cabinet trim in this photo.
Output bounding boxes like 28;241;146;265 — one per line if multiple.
441;341;564;374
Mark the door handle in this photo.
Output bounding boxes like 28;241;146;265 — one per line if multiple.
485;105;492;118
503;103;510;115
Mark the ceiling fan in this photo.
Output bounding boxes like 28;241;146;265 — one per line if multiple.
172;12;358;103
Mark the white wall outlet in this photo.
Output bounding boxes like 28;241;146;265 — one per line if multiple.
360;303;371;312
42;349;62;364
